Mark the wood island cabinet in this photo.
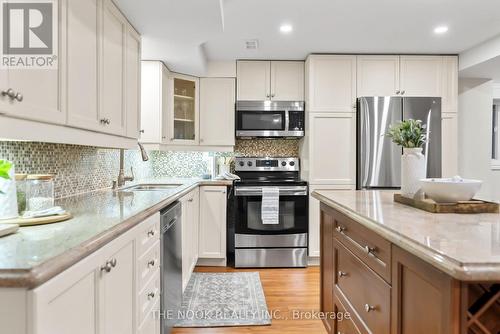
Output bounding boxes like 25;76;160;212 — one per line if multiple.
319;203;498;334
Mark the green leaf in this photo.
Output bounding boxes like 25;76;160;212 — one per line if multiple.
0;160;12;180
385;119;427;148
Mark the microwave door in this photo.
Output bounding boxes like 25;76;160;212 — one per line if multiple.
236;110;286;137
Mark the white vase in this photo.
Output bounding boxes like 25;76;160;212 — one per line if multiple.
401;148;426;198
0;165;19;220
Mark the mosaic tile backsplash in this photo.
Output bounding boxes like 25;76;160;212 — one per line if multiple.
0;139;299;198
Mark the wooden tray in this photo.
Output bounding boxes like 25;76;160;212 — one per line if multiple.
394;194;500;214
0;212;73;226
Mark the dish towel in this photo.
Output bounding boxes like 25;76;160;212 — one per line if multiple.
261;187;280;225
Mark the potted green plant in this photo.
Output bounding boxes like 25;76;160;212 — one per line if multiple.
0;159;19;219
386;119;427;197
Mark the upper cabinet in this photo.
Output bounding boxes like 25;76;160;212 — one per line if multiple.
270;61;304;101
357;55;400;97
306;55;357;112
236;61;270;100
236;60;304;101
168;73;199;145
199;78;236;146
399;56;443;97
100;0;127;136
140;63;235;150
0;0;142;147
441;56;458;112
0;0;65;124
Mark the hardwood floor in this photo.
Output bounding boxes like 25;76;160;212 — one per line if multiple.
172;266;326;334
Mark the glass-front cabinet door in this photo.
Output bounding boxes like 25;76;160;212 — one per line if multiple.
169;73;199;144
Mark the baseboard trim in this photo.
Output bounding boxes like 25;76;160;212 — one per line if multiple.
308;256;320;266
196;258;227;267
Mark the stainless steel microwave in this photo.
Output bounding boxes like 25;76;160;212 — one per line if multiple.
236;101;305;138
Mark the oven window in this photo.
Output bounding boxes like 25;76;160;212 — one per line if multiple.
247;201;296;231
238;111;285;130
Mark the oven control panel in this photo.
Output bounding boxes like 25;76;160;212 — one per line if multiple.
235;157;299;172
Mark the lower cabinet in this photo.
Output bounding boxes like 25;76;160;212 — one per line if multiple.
181;187;200;291
29;213;161;334
320;204;462;334
198;186;227;264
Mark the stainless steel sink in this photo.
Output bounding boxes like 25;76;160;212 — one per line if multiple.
119;184;183;192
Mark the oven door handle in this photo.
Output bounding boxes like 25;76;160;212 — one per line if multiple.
234;186;308;197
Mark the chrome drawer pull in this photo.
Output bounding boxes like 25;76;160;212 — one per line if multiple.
335;225;387;268
147;292;155;300
364;304;376;312
338;271;348;278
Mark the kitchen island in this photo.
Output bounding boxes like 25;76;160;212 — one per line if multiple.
312;190;500;334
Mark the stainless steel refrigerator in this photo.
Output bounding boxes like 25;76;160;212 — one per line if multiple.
356;96;442;189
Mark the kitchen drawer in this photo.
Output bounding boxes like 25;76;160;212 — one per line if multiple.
332;208;391;282
335;300;363;334
334;239;391;334
138;299;160;334
138;269;160;326
138;240;160;292
136;213;160;257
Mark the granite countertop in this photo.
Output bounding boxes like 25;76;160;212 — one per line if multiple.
0;178;233;288
312;190;500;281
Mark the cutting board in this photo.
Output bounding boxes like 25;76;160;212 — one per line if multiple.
0;212;73;226
394;194;499;214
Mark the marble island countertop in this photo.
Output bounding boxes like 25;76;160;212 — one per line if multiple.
0;178;232;288
312;190;500;281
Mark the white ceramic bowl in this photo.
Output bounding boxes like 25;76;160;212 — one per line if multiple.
420;177;483;203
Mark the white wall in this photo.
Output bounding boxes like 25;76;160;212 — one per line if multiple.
458;78;500;202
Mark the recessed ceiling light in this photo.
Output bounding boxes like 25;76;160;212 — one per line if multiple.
434;25;449;34
280;24;293;34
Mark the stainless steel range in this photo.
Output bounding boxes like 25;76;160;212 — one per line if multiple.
227;157;308;268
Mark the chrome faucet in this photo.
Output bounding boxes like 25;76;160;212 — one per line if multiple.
112;143;149;189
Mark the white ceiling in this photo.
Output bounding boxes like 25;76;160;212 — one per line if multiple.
115;0;500;76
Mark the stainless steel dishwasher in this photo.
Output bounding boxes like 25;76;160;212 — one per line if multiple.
160;201;182;334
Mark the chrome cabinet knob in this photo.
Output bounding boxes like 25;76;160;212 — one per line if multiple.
395;90;400;95
271;94;275;98
200;139;204;143
139;129;145;133
364;245;376;255
109;258;117;268
100;262;112;273
364;304;376;312
338;271;348;278
162;136;166;139
2;88;16;99
401;90;405;95
14;92;23;102
147;292;155;300
147;230;155;237
336;226;345;233
148;259;155;268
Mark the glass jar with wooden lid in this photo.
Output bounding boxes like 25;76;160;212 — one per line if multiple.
26;174;54;212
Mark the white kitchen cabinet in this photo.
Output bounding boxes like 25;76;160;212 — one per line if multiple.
100;0;127;136
236;60;270;100
442;56;458;112
99;241;135;334
199;186;227;262
28;212;161;334
140;61;170;144
442;112;458;177
181;188;200;291
308;113;356;185
199;77;236;146
125;26;141;138
270;61;304;100
168;73;200;145
308;185;355;258
65;0;101;132
306;55;356;112
237;60;304;101
400;56;443;97
0;2;65;124
356;55;400;97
